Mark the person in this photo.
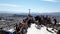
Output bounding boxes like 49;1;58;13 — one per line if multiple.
35;15;42;29
22;19;28;34
27;15;34;28
45;16;51;30
57;30;60;34
51;17;57;30
16;24;20;34
16;23;23;34
16;24;18;31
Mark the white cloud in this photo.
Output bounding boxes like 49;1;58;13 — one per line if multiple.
0;4;23;7
0;3;27;13
41;0;60;2
0;3;60;13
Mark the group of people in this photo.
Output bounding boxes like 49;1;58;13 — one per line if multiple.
15;15;34;34
15;15;57;34
35;15;57;30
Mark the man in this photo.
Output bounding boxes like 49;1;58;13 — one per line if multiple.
27;15;34;28
35;15;42;29
22;19;28;34
16;23;23;34
51;17;57;30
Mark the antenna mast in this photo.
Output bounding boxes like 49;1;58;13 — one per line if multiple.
29;9;31;15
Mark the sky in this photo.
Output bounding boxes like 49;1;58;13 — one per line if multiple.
0;0;60;13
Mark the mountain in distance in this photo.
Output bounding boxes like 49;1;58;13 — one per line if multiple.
0;11;60;16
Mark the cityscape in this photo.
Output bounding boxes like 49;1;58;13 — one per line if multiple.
0;0;60;34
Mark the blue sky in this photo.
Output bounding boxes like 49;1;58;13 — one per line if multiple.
0;0;60;13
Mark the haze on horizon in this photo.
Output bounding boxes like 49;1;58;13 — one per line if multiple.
0;0;60;13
